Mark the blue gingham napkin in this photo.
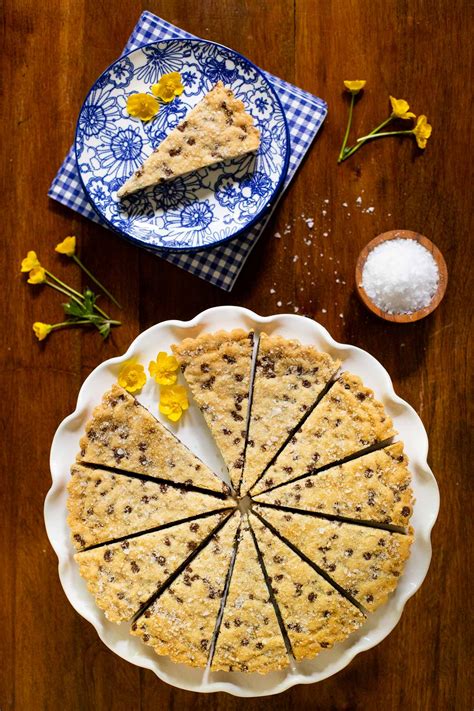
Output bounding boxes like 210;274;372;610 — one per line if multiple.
49;11;327;291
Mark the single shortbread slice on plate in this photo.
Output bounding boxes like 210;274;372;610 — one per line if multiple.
253;443;413;527
254;506;413;612
239;334;340;495
172;330;254;492
74;511;231;622
250;514;364;661
77;384;228;495
67;464;235;550
251;372;396;495
117;81;260;197
131;512;240;668
211;517;289;673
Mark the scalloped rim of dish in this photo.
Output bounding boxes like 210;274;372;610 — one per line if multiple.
74;38;291;254
44;306;439;697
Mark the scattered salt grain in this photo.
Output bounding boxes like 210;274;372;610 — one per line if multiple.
270;288;276;294
342;202;348;208
304;217;314;229
324;199;329;204
321;308;327;313
361;238;439;314
277;300;282;307
274;231;281;239
294;306;300;313
365;206;375;214
356;196;362;206
293;255;299;262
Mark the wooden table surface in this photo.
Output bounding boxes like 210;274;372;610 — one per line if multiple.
2;1;472;709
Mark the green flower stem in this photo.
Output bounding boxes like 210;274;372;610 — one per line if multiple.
45;279;85;308
50;320;91;332
356;129;413;143
341;116;394;162
45;269;84;300
337;94;355;163
72;255;122;308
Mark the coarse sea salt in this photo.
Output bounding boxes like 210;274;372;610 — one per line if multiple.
361;238;439;314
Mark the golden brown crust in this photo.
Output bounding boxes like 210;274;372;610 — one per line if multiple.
211;518;289;673
250;514;364;661
74;512;230;622
253;443;413;527
67;464;235;550
240;333;340;494
130;513;240;668
254;506;413;612
251;372;396;495
172;330;254;491
118;82;260;196
77;384;228;495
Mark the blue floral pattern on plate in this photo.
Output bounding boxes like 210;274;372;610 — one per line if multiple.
75;39;290;252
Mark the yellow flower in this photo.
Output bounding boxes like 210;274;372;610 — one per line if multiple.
344;80;366;95
159;385;189;422
149;352;179;385
55;235;76;257
33;322;52;341
126;93;159;121
118;359;147;393
412;115;432;149
27;266;46;284
21;250;41;273
389;96;416;120
151;72;184;103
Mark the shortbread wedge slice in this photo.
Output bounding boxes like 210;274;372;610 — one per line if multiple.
77;384;229;495
240;334;340;495
211;518;289;674
251;372;396;495
253;443;413;527
250;514;364;661
131;512;240;668
117;81;260;197
172;330;254;491
67;464;235;550
254;506;413;612
74;511;231;622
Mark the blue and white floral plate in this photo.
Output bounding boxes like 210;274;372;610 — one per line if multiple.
75;40;290;252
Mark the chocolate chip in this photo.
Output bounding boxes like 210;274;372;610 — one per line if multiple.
302;380;311;388
200;363;210;373
141;495;149;504
190;522;199;533
124;505;132;514
201;376;215;390
320;641;330;648
131;561;140;573
169;147;182;156
283;466;293;474
138;442;147;452
187;136;196;145
305;479;314;488
366;594;374;603
103;550;113;562
256;642;264;650
241;638;249;646
235;373;244;382
363;552;372;560
223;354;236;364
308;592;316;602
273;555;283;564
73;534;86;547
142;634;150;642
177;121;188;132
231;411;243;422
117;592;125;600
356;392;367;401
200;639;208;651
401;506;410;517
106;504;114;514
121;541;129;550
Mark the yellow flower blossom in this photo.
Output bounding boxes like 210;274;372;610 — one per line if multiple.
389;96;416;120
151;72;184;103
28;266;46;284
55;235;76;257
21;250;41;273
412;115;432;149
159;385;189;422
33;322;52;341
149;352;179;385
118;359;147;393
343;80;366;95
126;93;159;121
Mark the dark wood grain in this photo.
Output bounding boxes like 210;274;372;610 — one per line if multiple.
1;1;472;709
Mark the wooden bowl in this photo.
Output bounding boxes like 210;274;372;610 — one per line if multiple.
355;230;448;323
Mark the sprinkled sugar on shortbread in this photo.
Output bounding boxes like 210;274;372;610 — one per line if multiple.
211;518;289;673
172;330;254;492
251;372;396;495
240;333;340;495
67;464;235;550
254;506;413;612
77;384;228;495
250;514;364;661
74;511;231;622
131;513;240;668
253;443;413;527
117;82;260;197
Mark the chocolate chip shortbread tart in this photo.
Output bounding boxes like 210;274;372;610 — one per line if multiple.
117;81;260;197
251;372;396;495
74;511;232;622
240;334;340;495
253;506;413;612
131;512;240;668
67;464;235;550
211;518;289;674
78;384;228;495
172;330;254;491
250;515;365;661
253;443;413;527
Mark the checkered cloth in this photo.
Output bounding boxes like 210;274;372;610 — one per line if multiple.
49;11;327;291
